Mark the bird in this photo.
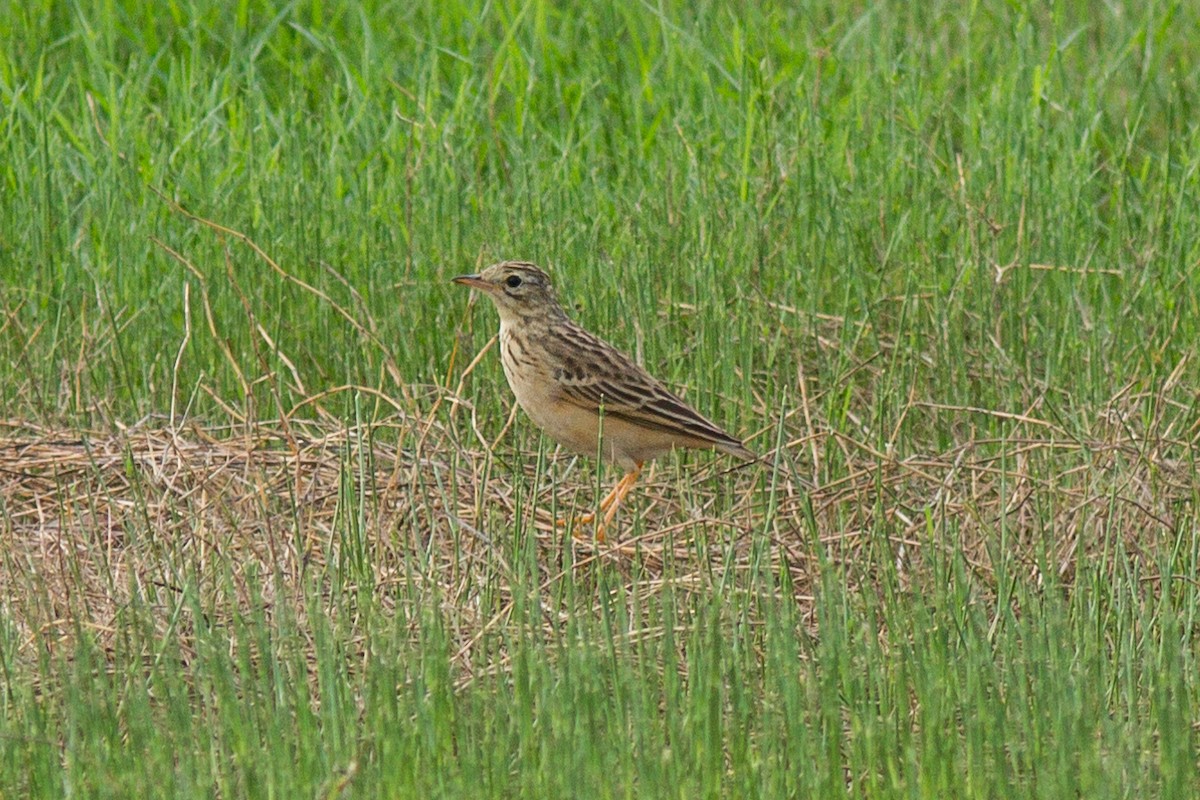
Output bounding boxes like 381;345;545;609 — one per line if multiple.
452;260;755;541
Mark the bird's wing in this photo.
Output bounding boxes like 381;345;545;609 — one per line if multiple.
552;323;753;457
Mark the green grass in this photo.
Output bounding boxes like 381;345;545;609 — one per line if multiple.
2;0;1199;797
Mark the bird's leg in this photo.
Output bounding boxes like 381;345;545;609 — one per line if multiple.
556;469;627;526
557;462;644;543
593;463;643;543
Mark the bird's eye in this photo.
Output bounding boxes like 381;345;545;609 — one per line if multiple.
505;275;523;288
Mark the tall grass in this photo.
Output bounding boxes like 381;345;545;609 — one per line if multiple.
1;0;1198;797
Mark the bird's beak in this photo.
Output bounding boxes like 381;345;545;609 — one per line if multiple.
452;274;490;291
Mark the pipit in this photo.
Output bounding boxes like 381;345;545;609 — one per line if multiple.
453;260;755;541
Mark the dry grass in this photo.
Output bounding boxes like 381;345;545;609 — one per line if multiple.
3;377;1195;684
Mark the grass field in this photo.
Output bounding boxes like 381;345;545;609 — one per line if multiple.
2;0;1199;796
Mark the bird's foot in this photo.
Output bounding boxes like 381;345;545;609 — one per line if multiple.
555;512;606;542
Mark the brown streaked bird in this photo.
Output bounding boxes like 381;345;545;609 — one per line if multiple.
452;260;755;541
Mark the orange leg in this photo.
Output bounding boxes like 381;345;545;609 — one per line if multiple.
557;462;644;543
593;464;643;542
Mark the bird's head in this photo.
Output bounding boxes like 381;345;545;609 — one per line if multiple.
452;261;563;322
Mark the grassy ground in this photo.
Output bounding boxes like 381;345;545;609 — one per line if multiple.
2;0;1199;796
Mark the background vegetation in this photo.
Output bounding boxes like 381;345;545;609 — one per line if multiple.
1;0;1198;796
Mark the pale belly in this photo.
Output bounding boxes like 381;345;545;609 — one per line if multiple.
500;346;599;455
498;324;688;468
